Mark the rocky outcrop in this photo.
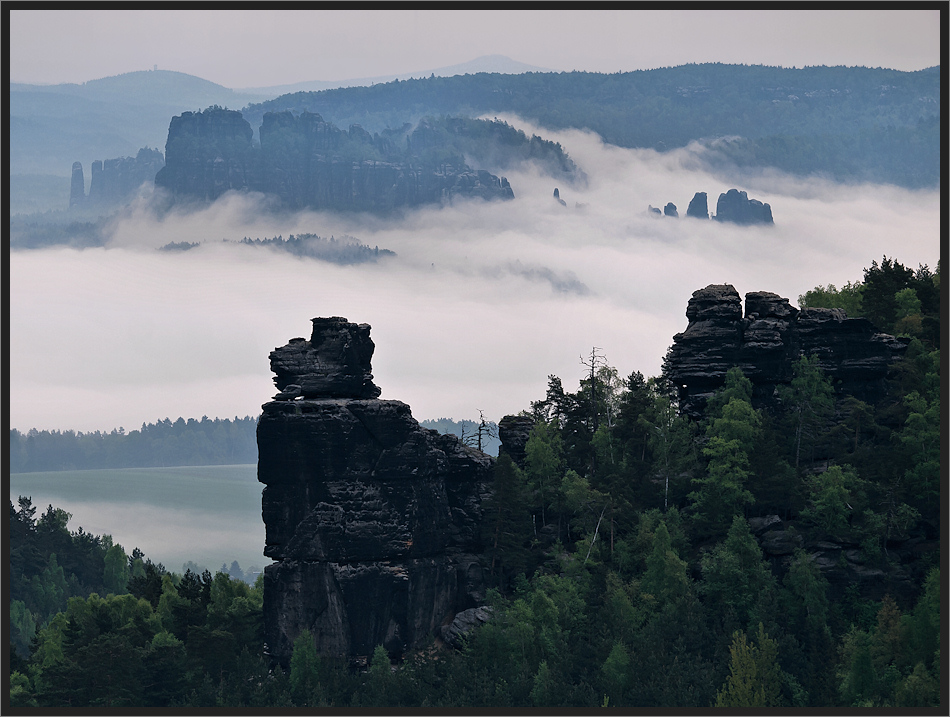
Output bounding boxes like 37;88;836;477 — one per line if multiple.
666;284;908;418
154;109;257;202
69;147;164;209
749;515;920;605
258;318;493;666
439;605;493;648
686;191;708;219
664;202;678;218
554;187;567;206
497;415;535;470
713;188;773;225
269;318;381;400
69;162;85;208
156;108;514;211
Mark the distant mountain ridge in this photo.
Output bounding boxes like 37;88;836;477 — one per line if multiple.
243;63;940;188
10;61;939;215
234;54;554;95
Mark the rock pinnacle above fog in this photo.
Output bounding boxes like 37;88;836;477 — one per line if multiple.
268;317;381;400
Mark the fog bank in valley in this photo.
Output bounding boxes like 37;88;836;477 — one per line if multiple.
10;120;940;434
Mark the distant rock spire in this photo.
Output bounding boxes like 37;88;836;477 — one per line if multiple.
69;162;85;208
686;192;708;219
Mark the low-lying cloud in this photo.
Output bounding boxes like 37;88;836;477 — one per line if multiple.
10;119;940;433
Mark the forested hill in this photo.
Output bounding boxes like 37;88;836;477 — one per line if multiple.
9;414;501;472
243;63;940;188
9;416;259;473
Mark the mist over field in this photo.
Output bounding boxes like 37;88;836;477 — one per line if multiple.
10;120;940;434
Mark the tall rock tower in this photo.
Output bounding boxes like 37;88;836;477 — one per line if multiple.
69;162;85;208
258;318;492;666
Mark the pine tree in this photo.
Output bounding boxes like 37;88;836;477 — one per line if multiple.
715;624;782;707
640;521;689;607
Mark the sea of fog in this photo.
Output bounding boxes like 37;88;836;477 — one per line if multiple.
10;117;941;436
9;465;265;576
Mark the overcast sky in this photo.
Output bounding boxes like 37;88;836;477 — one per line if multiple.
10;9;941;87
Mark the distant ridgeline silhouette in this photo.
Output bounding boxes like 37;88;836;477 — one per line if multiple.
152;108;590;212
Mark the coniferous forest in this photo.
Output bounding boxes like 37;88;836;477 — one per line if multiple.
7;255;941;709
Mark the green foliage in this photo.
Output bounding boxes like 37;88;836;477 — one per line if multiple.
801;465;859;539
906;568;940;671
715;624;783;707
838;627;877;705
704;366;754;421
524;420;563;526
484;454;533;587
700;516;775;630
899;388;940;522
798;280;865;316
688;369;761;537
779;355;835;469
9;600;38;658
102;543;130;595
640;521;690;608
689;430;756;539
600;641;631;703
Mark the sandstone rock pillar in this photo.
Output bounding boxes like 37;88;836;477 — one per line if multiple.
259;318;492;665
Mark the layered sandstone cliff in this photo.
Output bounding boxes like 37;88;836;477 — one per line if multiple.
69;147;164;209
665;284;908;417
258;318;493;665
155;107;514;212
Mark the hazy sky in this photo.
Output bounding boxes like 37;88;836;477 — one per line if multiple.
10;9;940;87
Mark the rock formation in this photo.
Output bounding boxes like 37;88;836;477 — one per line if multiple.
713;188;773;225
70;147;165;209
665;284;908;418
69;162;85;208
664;202;678;218
258;318;494;666
748;515;922;605
553;187;567;206
439;605;493;648
497;414;535;470
155;108;514;212
154;109;257;202
686;191;708;219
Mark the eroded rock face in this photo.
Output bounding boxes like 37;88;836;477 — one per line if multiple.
713;188;773;225
686;191;708;219
269;317;380;399
70;148;164;209
69;162;85;208
667;284;908;417
156;108;514;211
154;109;257;201
259;318;493;665
497;415;535;470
